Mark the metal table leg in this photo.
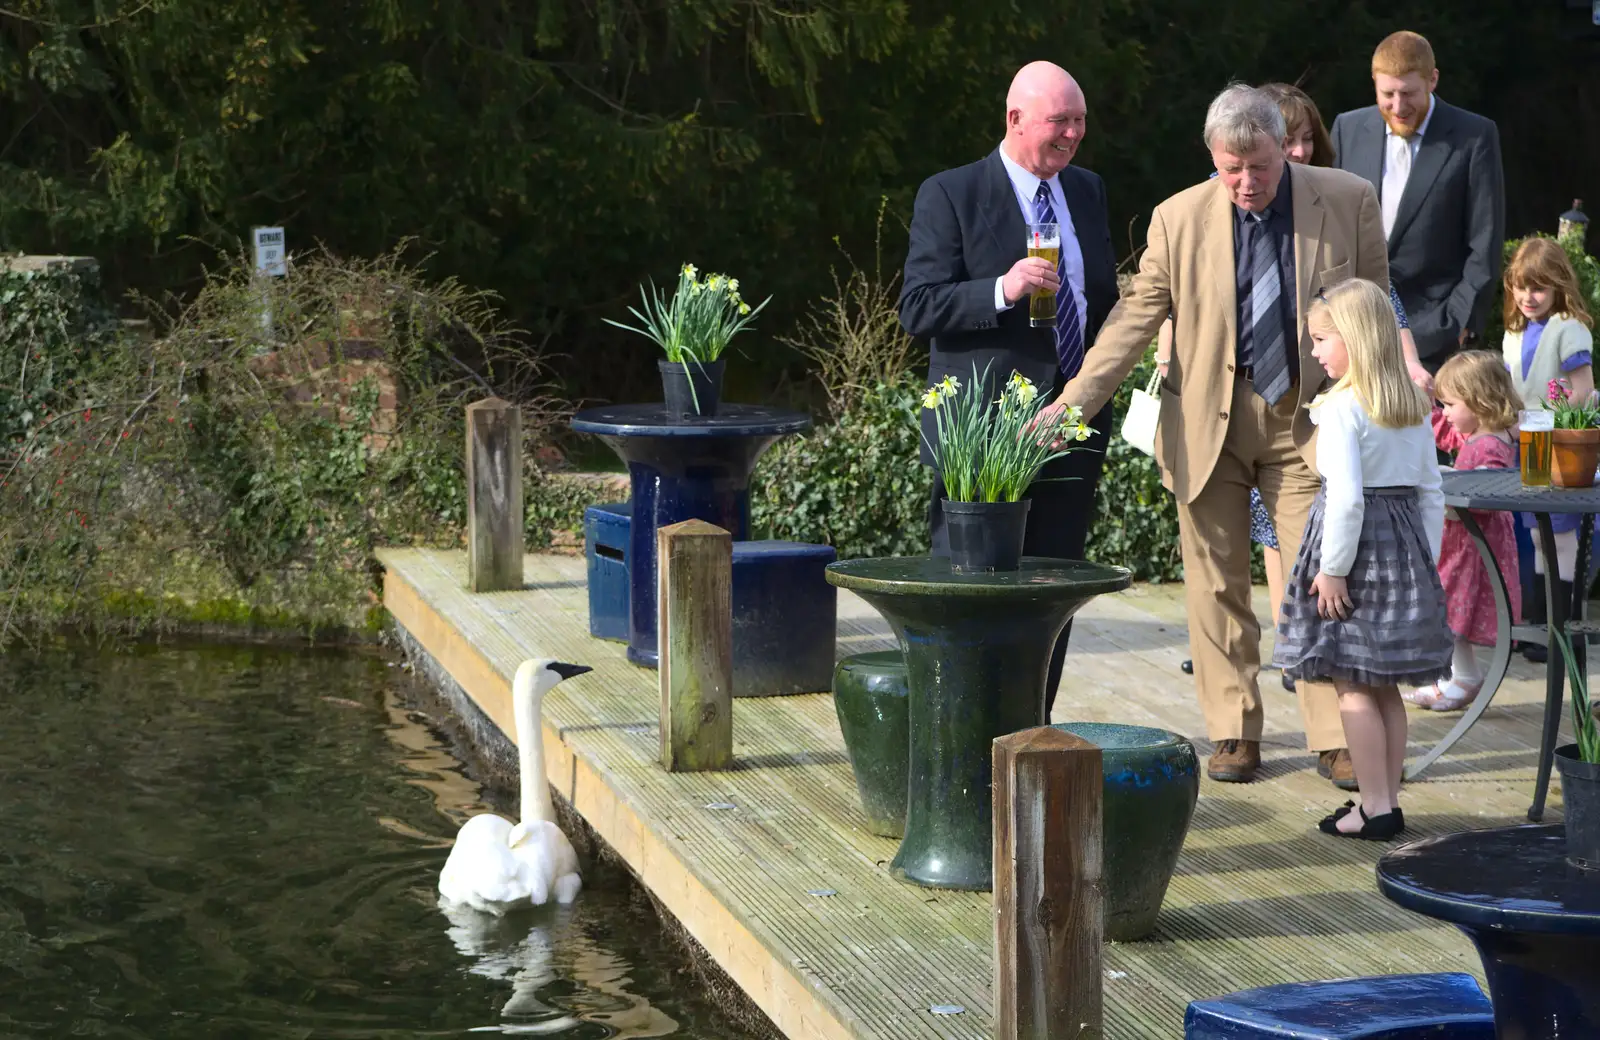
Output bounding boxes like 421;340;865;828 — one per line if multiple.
1406;507;1514;781
1530;512;1594;821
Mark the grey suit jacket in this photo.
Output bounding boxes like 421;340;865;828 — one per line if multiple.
1330;98;1504;359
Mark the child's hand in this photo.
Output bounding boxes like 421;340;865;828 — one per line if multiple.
1312;572;1352;620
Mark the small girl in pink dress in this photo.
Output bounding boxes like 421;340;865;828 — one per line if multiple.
1406;352;1524;711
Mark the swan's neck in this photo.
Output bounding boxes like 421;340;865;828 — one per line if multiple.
513;679;555;826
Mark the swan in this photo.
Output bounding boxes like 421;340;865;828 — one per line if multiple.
439;658;590;914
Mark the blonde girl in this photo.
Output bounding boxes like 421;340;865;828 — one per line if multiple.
1502;238;1596;629
1273;278;1451;841
1406;353;1524;711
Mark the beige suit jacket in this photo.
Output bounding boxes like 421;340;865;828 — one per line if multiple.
1060;164;1389;504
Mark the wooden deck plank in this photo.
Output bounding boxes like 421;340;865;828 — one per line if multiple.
379;548;1570;1040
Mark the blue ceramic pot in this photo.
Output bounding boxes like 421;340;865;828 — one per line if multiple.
1053;721;1199;941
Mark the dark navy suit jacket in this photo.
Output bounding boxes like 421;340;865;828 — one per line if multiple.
898;149;1118;464
1331;99;1504;358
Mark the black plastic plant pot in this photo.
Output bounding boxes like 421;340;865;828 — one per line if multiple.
941;498;1030;572
659;358;725;418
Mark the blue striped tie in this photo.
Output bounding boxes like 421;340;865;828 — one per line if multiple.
1033;182;1084;379
1246;213;1291;405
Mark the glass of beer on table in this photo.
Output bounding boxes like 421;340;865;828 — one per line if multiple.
1026;223;1060;328
1521;409;1554;487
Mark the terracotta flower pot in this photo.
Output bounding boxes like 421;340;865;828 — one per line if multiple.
1550;428;1600;488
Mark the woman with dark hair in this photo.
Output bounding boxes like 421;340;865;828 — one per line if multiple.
1259;82;1334;167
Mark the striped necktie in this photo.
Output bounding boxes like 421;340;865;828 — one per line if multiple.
1033;182;1085;380
1246;212;1291;405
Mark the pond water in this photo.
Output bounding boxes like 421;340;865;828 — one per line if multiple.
0;642;754;1039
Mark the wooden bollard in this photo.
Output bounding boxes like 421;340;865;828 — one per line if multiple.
465;397;523;592
657;519;733;771
993;726;1104;1040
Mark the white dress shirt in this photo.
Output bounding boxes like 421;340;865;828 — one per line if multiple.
1311;388;1444;577
1380;96;1436;239
993;146;1089;322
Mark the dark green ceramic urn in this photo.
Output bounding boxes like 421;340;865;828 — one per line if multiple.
831;651;910;838
1054;721;1199;941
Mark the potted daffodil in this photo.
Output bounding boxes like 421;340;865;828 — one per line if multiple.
922;364;1093;571
605;264;771;418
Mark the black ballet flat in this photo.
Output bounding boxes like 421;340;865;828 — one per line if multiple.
1319;805;1406;841
1319;800;1356;829
1320;800;1405;831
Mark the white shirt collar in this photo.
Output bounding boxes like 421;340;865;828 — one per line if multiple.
998;144;1054;201
1384;95;1436;141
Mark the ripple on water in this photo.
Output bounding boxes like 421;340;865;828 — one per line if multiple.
0;643;746;1039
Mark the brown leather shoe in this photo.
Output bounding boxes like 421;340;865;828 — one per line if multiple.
1318;748;1359;791
1207;739;1261;782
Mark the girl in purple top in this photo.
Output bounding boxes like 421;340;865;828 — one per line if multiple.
1500;238;1596;655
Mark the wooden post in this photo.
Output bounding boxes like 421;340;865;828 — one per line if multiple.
993;726;1103;1040
465;397;523;592
657;519;733;771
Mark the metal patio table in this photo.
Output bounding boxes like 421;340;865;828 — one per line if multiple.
1408;469;1600;821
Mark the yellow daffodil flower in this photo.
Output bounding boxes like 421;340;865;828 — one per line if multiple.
921;388;943;409
682;263;698;280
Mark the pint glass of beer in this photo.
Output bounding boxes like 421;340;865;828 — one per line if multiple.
1026;223;1060;328
1521;409;1554;487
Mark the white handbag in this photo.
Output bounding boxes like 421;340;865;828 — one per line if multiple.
1119;368;1161;457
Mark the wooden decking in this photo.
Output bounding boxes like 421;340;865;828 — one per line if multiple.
378;548;1567;1040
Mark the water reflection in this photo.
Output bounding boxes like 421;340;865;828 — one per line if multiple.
0;643;741;1039
441;902;580;1032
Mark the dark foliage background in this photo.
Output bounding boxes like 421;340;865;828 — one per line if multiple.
3;1;1597;411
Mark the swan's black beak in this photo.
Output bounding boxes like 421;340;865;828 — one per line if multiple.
549;661;592;681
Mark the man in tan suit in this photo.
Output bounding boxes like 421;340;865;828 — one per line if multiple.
1049;84;1389;786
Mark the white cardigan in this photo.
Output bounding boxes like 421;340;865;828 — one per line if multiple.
1503;313;1595;411
1311;389;1444;577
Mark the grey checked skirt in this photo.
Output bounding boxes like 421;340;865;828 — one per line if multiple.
1272;487;1452;687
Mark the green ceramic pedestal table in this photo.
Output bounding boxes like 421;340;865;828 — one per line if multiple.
825;556;1132;891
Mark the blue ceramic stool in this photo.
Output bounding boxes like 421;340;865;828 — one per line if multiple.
731;540;837;697
582;503;836;695
1184;973;1494;1039
584;503;631;642
1053;722;1199;940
